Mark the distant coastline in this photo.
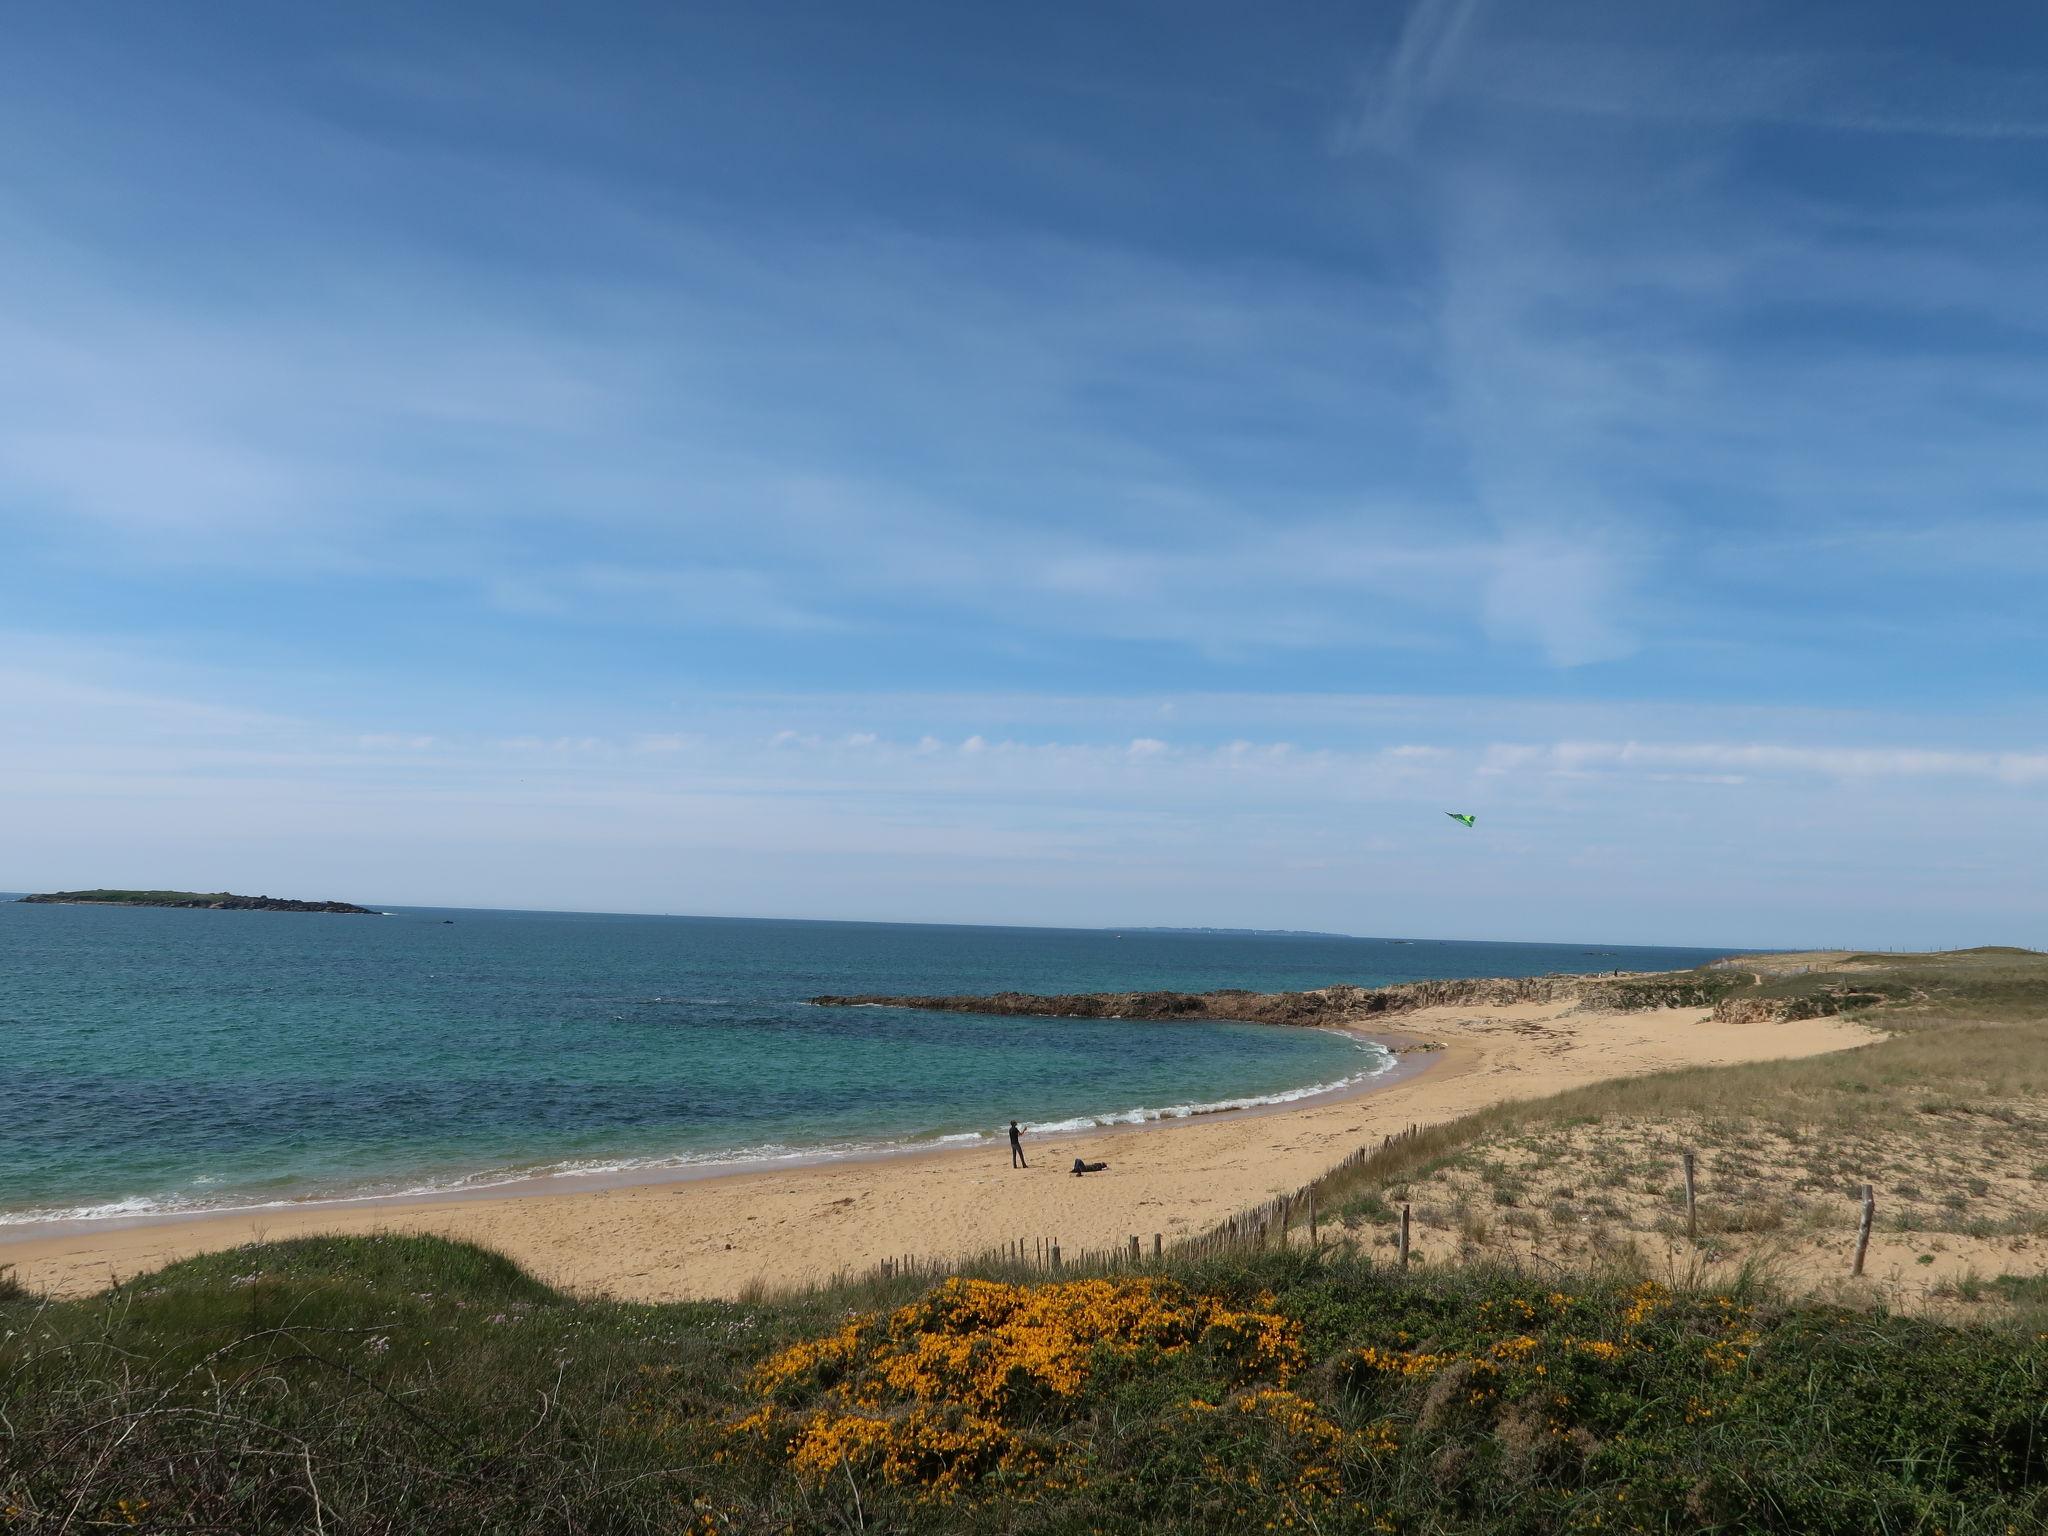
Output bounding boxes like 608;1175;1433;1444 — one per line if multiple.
1114;926;1359;939
18;888;378;915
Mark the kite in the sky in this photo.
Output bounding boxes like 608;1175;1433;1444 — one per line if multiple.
1445;812;1477;828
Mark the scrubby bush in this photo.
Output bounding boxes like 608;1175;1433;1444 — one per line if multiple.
4;1236;2044;1533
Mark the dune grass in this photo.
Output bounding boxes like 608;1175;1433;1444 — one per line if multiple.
9;949;2047;1532
2;1233;2044;1534
1291;948;2048;1315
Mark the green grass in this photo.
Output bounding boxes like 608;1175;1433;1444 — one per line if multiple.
11;950;2048;1532
1272;950;2048;1255
3;1234;2044;1534
1606;947;2048;1029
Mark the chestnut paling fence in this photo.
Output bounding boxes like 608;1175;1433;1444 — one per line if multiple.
825;1123;1884;1292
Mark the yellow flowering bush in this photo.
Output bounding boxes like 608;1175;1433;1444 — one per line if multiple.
718;1272;1785;1514
728;1276;1302;1496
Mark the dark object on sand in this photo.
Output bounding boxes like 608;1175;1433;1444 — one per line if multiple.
1071;1159;1108;1176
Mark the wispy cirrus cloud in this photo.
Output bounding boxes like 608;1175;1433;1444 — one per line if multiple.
4;3;2047;943
1340;0;1487;153
1471;45;2048;141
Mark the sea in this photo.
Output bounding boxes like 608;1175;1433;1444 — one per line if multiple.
0;901;1733;1226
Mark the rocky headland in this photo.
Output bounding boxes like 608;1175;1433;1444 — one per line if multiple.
815;973;1625;1026
809;963;1890;1027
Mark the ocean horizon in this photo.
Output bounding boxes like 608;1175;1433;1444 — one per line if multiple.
1;900;1735;1227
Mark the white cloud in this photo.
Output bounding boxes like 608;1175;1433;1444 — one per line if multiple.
1472;43;2048;141
1483;740;2048;786
1340;0;1487;153
2;659;2044;945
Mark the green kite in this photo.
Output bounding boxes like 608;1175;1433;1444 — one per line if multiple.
1445;812;1476;828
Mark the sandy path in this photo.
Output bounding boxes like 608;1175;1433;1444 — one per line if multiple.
2;1003;1877;1300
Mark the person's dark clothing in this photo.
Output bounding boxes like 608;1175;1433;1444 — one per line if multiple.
1009;1122;1027;1168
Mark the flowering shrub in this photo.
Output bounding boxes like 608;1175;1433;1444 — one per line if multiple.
12;1235;2042;1534
726;1275;1302;1496
720;1270;1798;1517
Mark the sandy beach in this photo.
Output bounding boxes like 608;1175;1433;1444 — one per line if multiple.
3;999;1879;1300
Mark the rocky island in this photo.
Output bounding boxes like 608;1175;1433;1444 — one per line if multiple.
19;888;379;914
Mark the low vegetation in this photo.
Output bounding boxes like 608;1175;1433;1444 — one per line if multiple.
813;946;2047;1035
3;1235;2043;1533
1298;949;2048;1315
9;949;2047;1531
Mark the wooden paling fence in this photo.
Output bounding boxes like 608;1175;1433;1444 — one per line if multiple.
830;1128;1887;1291
1173;1121;1430;1263
834;1122;1441;1289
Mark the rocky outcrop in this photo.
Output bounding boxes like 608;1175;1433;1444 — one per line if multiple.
811;972;1692;1027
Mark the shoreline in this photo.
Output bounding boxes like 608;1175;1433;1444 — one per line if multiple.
0;1026;1420;1240
1;1002;1879;1301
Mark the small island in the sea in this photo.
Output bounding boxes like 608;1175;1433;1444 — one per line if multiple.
18;888;378;915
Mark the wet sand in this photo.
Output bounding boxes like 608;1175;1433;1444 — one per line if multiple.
2;1001;1878;1300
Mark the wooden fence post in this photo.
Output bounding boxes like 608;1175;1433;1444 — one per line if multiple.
1051;1241;1062;1272
1399;1203;1412;1269
1307;1191;1318;1245
1154;1233;1163;1260
1682;1150;1698;1243
1852;1184;1875;1277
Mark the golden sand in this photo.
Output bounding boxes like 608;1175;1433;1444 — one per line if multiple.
2;1001;1876;1300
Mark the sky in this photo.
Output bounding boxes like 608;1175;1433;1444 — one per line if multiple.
3;0;2045;947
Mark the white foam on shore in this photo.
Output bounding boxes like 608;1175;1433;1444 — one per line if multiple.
0;1195;163;1224
1;1034;1399;1228
1025;1033;1397;1134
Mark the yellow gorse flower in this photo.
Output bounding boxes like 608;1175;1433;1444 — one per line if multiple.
1620;1280;1670;1331
731;1276;1302;1495
1347;1343;1454;1378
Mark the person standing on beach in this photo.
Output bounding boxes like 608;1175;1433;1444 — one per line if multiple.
1009;1120;1027;1168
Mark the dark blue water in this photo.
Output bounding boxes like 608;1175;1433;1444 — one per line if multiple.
0;902;1731;1223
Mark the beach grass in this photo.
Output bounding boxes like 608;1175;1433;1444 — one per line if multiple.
1297;948;2048;1313
10;947;2048;1532
3;1233;2044;1533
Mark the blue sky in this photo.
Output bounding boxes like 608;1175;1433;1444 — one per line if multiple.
3;0;2045;946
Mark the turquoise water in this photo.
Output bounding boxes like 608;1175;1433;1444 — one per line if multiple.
0;902;1731;1223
